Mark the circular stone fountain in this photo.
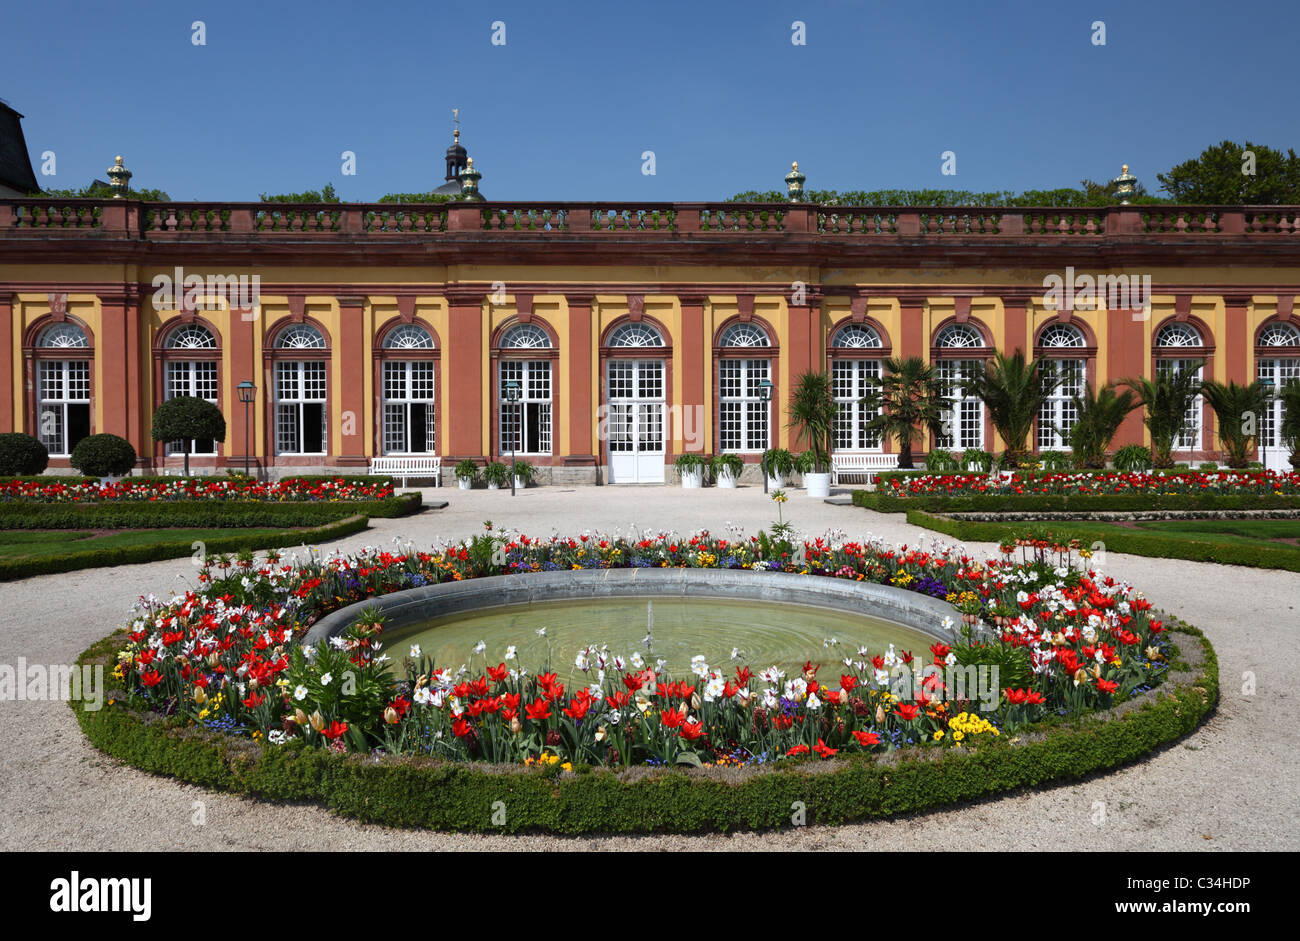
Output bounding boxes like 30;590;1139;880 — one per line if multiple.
303;569;958;674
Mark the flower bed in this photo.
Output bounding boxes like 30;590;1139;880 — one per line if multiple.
102;528;1181;770
0;475;394;504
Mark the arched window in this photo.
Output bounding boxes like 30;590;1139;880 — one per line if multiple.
1259;321;1300;467
831;323;885;452
607;322;664;348
273;323;328;455
35;323;90;456
1155;323;1205;453
717;322;772;453
933;323;987;452
1036;323;1088;450
379;323;437;454
498;323;553;456
162;323;220;457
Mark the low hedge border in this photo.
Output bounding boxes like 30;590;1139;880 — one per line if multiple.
907;508;1300;573
0;492;422;530
853;491;1300;514
0;513;374;581
72;618;1217;834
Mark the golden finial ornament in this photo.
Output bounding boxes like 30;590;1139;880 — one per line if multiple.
106;155;132;198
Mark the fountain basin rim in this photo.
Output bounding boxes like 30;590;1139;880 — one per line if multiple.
302;568;961;647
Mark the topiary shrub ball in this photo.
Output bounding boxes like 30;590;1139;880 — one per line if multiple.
0;432;50;476
70;433;137;477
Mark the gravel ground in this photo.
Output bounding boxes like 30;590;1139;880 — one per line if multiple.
2;484;1296;851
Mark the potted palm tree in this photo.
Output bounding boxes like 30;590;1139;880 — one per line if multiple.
960;350;1058;468
787;371;837;497
513;459;534;490
483;461;510;490
454;459;479;490
1201;378;1272;468
673;453;706;488
760;447;795;490
1067;383;1138;469
859;356;951;470
711;453;744;488
1122;362;1204;468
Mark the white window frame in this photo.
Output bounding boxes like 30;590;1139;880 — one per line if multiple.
37;359;90;457
718;357;770;453
164;360;220;455
275;360;327;455
499;360;552;456
1038;359;1085;451
382;360;437;455
831;358;882;452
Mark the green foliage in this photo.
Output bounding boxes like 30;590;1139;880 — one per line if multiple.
786;372;838;473
727;182;1162;207
1122;364;1203;467
454;459;480;481
854;488;1299;515
953;643;1034;692
258;183;340;203
961;350;1057;465
1201;379;1272;468
31;182;171;200
377;192;457;204
69;434;136;476
858;356;950;470
1279;379;1300;467
760;448;795;478
1113;444;1153;472
673;453;706;472
960;448;994;472
151;396;227;475
1156;140;1300;204
710;453;744;478
1068;383;1139;468
1037;450;1074;471
512;460;534;484
72;624;1217;833
483;462;510;487
926;449;960;473
0;433;49;475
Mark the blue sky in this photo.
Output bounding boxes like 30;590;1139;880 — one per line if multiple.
4;0;1297;201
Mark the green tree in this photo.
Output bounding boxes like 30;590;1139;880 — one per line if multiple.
1277;379;1300;469
1201;379;1273;468
961;350;1059;466
152;396;227;476
29;182;171;200
1157;140;1300;204
1067;383;1139;468
1122;364;1204;468
258;183;340;203
786;371;838;473
858;356;951;470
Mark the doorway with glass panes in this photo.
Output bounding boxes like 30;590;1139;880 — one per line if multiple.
606;358;665;483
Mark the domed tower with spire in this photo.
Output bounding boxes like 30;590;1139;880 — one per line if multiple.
434;109;471;196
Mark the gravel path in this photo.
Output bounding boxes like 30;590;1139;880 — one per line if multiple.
2;485;1296;851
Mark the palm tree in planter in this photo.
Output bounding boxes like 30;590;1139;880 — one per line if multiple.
1067;383;1138;469
1122;362;1204;468
859;357;950;470
959;350;1056;467
1279;379;1300;470
1201;378;1273;468
786;371;838;496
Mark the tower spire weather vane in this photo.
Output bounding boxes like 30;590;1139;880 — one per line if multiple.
452;107;460;142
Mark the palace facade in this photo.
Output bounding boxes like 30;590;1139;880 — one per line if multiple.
2;189;1300;481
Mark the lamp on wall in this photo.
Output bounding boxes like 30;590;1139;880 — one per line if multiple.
236;381;256;478
504;380;521;495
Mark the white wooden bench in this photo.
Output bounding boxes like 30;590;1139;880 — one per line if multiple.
831;453;899;486
368;456;442;487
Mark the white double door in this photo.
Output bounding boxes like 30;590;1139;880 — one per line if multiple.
606;358;665;483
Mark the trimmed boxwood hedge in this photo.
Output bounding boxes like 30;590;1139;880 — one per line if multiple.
0;513;374;581
72;620;1218;834
853;490;1300;514
906;508;1300;573
0;492;421;530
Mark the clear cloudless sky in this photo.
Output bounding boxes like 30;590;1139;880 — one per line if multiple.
3;0;1298;202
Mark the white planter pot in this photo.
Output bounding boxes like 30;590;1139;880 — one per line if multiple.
487;481;501;490
766;474;785;491
514;476;529;490
680;468;704;489
716;469;738;489
457;477;473;490
804;471;832;498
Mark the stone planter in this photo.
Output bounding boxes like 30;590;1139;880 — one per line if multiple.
680;468;704;489
804;471;831;498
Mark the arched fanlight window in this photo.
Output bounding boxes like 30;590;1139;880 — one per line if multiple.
500;324;553;349
275;323;326;349
1155;323;1202;348
165;323;217;349
1260;321;1300;347
607;322;664;348
37;323;89;348
718;322;770;347
1037;323;1087;348
382;323;435;350
935;324;985;349
831;324;882;349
